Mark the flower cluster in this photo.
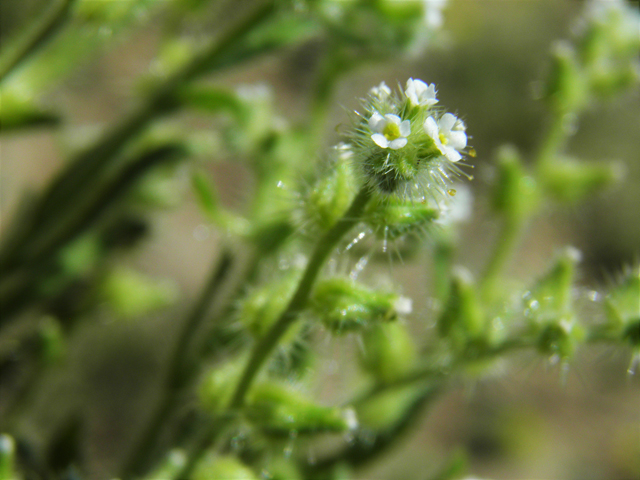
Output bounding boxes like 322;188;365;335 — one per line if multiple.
348;78;471;199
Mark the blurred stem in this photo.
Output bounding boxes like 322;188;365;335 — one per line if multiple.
0;0;76;82
118;249;234;479
480;216;521;301
309;385;439;474
228;186;373;409
0;1;278;278
481;109;570;301
536;112;567;169
0;145;183;325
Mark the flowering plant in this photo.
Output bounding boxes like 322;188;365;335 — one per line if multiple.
0;1;638;480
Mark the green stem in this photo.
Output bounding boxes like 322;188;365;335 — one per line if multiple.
535;112;567;170
117;250;233;479
0;0;76;82
480;216;520;300
228;186;373;409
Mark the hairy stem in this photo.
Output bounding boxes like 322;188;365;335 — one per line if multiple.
228;186;373;409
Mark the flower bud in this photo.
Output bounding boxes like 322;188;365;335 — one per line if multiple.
356;384;425;431
310;277;411;334
538;156;622;204
438;268;486;352
491;146;538;222
192;455;258;480
524;248;585;359
578;0;640;97
198;359;243;414
245;381;358;435
363;195;439;241
604;266;640;348
299;144;358;233
544;41;588;114
359;322;417;383
238;267;303;339
99;267;179;320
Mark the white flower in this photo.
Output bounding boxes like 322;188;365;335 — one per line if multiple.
423;113;467;162
435;184;473;226
422;0;448;29
394;296;413;315
405;78;438;107
369;112;411;150
369;81;391;99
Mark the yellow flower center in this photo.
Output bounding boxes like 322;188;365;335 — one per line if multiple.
383;122;401;141
439;132;448;145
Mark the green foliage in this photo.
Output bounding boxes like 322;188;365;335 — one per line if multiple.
1;1;638;480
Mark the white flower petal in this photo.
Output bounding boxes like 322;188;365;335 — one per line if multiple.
406;78;438;106
448;130;467;150
371;133;389;148
424;116;439;140
370;81;391;98
368;112;385;133
389;138;408;150
384;114;402;125
443;146;462;162
405;78;419;105
422;84;438;105
399;120;411;137
439;113;457;133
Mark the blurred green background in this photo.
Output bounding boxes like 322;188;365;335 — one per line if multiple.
1;0;639;479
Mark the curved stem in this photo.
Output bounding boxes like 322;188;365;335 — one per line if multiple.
0;0;76;82
228;186;373;409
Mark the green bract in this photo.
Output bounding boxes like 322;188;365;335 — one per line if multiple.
310;277;408;333
245;381;357;435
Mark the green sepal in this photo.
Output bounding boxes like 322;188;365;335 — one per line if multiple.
538;156;621;204
359;321;417;383
245;381;357;435
310;278;405;334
